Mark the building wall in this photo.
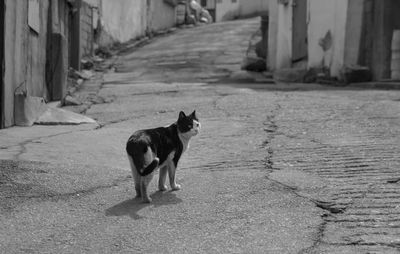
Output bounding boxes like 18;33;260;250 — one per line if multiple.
267;0;278;70
99;0;147;44
3;0;28;127
238;0;268;18
2;0;52;127
343;0;364;67
27;0;50;98
307;0;348;77
216;0;240;22
150;0;176;32
94;0;177;47
276;0;293;69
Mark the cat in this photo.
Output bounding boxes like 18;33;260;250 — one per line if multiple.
126;111;200;203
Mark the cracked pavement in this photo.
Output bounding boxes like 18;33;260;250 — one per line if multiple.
1;18;400;253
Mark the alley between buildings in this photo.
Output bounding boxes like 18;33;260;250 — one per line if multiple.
0;18;400;253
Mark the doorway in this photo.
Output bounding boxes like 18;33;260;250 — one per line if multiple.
359;0;400;80
292;0;307;63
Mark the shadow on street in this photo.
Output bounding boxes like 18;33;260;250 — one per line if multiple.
105;191;183;220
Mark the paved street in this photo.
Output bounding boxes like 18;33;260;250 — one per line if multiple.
1;18;400;253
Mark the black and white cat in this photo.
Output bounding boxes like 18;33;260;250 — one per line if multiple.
126;111;200;203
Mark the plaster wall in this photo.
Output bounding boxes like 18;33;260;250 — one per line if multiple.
83;0;100;7
216;0;240;22
238;0;268;18
150;0;176;32
2;0;51;127
307;0;348;77
26;0;50;98
100;0;147;44
3;0;28;127
267;0;278;70
276;0;292;69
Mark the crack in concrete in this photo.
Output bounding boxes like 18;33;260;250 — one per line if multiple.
4;176;131;202
13;127;100;161
261;103;345;253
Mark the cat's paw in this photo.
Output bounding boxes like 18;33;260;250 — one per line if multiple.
142;197;152;203
158;185;168;192
135;188;141;198
171;184;181;191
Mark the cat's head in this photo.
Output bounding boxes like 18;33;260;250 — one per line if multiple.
177;111;201;137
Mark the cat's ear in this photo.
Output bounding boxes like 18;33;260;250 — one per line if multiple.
190;110;197;119
179;111;186;120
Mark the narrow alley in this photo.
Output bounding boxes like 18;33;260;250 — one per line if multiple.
1;17;400;254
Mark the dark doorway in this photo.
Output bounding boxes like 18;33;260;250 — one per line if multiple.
359;0;400;80
0;0;4;128
292;0;307;62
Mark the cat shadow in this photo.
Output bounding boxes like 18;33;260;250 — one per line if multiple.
105;190;183;220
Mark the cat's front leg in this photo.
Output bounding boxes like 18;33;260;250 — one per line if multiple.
167;162;181;191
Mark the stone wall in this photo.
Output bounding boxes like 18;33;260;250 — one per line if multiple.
80;1;94;57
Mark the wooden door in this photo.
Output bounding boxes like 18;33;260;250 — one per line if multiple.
292;0;307;62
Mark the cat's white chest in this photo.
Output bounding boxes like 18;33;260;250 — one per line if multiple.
178;133;190;153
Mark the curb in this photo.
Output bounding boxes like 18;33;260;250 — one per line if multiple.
348;81;400;90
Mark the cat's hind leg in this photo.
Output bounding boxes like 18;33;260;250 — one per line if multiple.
158;165;168;191
127;155;141;198
140;173;154;203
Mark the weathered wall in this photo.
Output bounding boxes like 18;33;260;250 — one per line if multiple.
3;0;28;127
344;0;364;67
47;0;70;101
276;0;292;69
27;0;50;98
307;0;348;77
238;0;268;18
80;1;94;57
2;0;51;127
267;0;278;70
216;0;240;22
99;0;147;45
84;0;178;47
150;0;176;32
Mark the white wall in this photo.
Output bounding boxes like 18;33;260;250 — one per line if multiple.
276;0;293;69
267;0;278;70
238;0;268;17
149;0;176;32
100;0;147;44
307;0;348;76
216;0;240;22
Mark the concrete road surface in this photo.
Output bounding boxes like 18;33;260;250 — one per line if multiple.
1;18;400;253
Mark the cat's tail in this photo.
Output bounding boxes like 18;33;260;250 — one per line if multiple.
139;157;160;176
126;140;159;176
